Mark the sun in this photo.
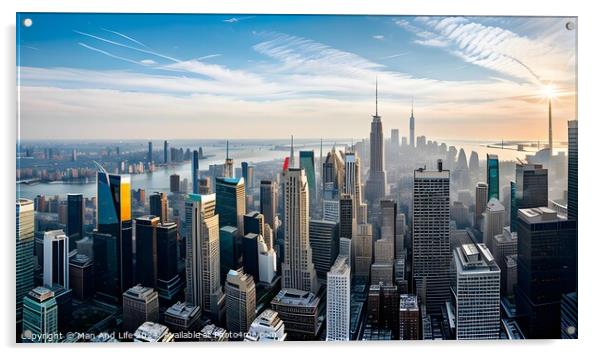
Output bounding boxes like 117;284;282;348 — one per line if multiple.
540;83;558;100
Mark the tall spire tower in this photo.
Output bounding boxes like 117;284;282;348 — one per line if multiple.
410;97;415;148
224;140;234;178
289;135;295;169
365;78;387;207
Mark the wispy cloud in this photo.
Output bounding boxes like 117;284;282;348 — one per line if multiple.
223;16;255;23
372;35;384;40
78;42;143;66
379;52;409;60
101;28;149;49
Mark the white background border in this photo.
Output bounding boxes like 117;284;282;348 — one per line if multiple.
2;0;599;354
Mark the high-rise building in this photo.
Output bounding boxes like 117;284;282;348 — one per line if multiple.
366;283;399;336
185;194;224;319
147;141;153;163
309;219;339;281
258;233;277;284
409;101;415;148
21;286;58;343
242;233;260;282
452;243;500;340
96;171;133;300
322;146;345;197
560;292;578;339
219;226;238;284
412;161;451;314
270;289;320;341
326;255;351;341
567;120;578;220
486;154;499;201
516;163;548;210
163;140;170;164
66;193;84;250
192;150;199;194
17;199;35;324
482;198;505;250
379;200;396;251
135;215;160;288
164;301;202;333
260;180;278;233
515;207;577;339
353;223;373;278
198;176;212;195
344;150;363;221
169;174;180;193
339;193;354;240
69;254;94;300
225;269;256;336
281;168;318;293
245;309;287;341
491;227;518;296
215;177;246;233
391;129;400;149
122;285;160;333
43;230;69;289
365;81;387;205
474;182;488;229
300;151;317;202
398;294;420;340
149;192;168;223
243;211;264;236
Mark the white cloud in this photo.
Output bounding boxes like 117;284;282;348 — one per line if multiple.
373;35;384;40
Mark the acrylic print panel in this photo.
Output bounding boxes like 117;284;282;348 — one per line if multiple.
15;13;577;342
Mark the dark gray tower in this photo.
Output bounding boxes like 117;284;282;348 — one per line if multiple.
365;79;386;206
409;99;415;148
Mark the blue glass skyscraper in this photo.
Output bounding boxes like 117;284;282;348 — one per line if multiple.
486;154;499;201
192;150;199;194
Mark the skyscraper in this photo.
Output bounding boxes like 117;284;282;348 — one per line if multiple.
482;198;505;250
43;230;69;289
391;129;399;149
149;192;168;223
242;233;260;282
309;219;340;281
163;140;170;164
353;223;373;279
281;168;318;293
409;100;415;148
215;177;246;233
69;254;94;300
412;161;451;314
260;180;278;233
516;163;548;209
515;207;577;339
192;150;199;194
326;255;351;341
225;269;256;336
147;141;153;163
322;145;345;196
169;174;180;193
300;150;317;202
16;199;35;324
474;182;488;229
184;194;224;319
365;80;387;206
135;215;160;288
486;154;499;201
96;170;133;300
122;285;160;333
398;294;420;340
452;243;500;340
66;193;84;251
21;286;58;343
245;309;287;341
568;120;578;220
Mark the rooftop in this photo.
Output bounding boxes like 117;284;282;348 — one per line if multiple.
518;207;565;224
165;301;200;320
272;288;319;307
133;322;171;342
123;285;157;300
486;198;505;212
399;294;419;310
28;286;54;302
455;243;499;273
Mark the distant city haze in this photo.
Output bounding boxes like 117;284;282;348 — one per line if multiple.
17;14;576;141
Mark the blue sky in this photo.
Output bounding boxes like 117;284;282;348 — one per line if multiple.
17;14;577;140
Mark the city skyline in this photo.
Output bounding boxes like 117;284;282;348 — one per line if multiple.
17;14;576;141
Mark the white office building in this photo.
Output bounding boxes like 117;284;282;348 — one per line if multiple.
326;255;351;341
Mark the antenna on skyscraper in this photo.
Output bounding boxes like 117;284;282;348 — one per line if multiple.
290;135;295;168
226;140;229;159
411;96;414;117
375;76;379;117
